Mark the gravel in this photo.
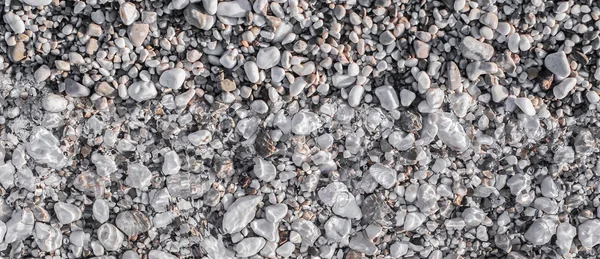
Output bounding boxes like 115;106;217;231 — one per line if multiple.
0;0;600;257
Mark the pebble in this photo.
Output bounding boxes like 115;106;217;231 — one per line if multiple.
34;65;51;82
375;85;400;110
348;85;364;107
126;163;153;189
217;0;251;18
413;40;430;59
149;250;177;259
22;0;52;6
115;211;151;236
34;223;62;252
160;68;187;90
162;150;181;175
128;81;158;102
220;79;237;92
97;223;124;251
41;94;68;112
379;31;396;45
544;51;571;77
4;12;25;34
257;47;281;69
235;237;265;257
459;36;494;61
324;216;351;241
253;158;276;182
93;199;110;223
291;111;320;135
54;202;82;224
65;78;91;97
525;217;557;245
244;61;260;83
553;78;576;99
128;23;149;47
368;163;397;189
184;4;216;30
119;2;139;25
222;195;262;234
8;41;26;62
515;97;536;116
202;0;218;15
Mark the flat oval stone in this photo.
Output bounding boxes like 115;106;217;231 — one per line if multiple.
93;199;110;223
65;78;91;97
126;163;152;189
544;51;570;78
97;223;124;251
115;211;151;236
54;202;82;224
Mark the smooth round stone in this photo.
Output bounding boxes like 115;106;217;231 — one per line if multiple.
289;77;307;96
413;40;430;59
4;12;25;34
126;163;152;189
374;85;400;110
291;111;321;135
219;49;238;68
400;89;416;106
515;97;536;116
121;250;140;259
42;94;68;112
553;78;576;99
257;47;281;69
54;202;82;224
171;0;189;9
544;51;570;77
479;12;498;29
525;218;557;246
404;212;426;231
34;223;62;252
222;195;262;234
202;0;218;14
348;85;364;107
368;163;397;189
65;78;91;97
251;219;278;242
34;65;51;82
253;157;276;182
119;2;139;25
462;207;485;226
184;4;216;30
264;204;287;223
426;88;444;109
97;223;124;251
69;230;86;247
379;31;396;45
159;68;186;90
128;81;158;102
276;242;295;257
115;211;151;236
508;33;520;53
22;0;52;6
250;100;269;114
217;0;251;18
587;91;600;104
235;237;266;257
324;216;351;241
491;85;509;102
244;61;260;83
188;130;212;145
93;199;109;223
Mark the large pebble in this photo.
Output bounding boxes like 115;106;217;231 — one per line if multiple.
368;163;397;189
126;163;153;189
235;237;266;257
222;195;262;234
119;2;139;25
458;36;494;61
4;12;25;34
515;97;536;116
65;78;91;97
160;68;187;90
553;78;576;99
184;4;216;30
93;199;110;223
253;158;276;182
34;223;62;252
22;0;52;6
27;127;67;169
128;81;158;102
291;111;320;135
54;202;82;224
257;47;281;69
42;94;68;112
375;85;400;110
97;223;124;251
116;211;152;236
217;0;251;18
544;51;571;77
128;23;149;47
